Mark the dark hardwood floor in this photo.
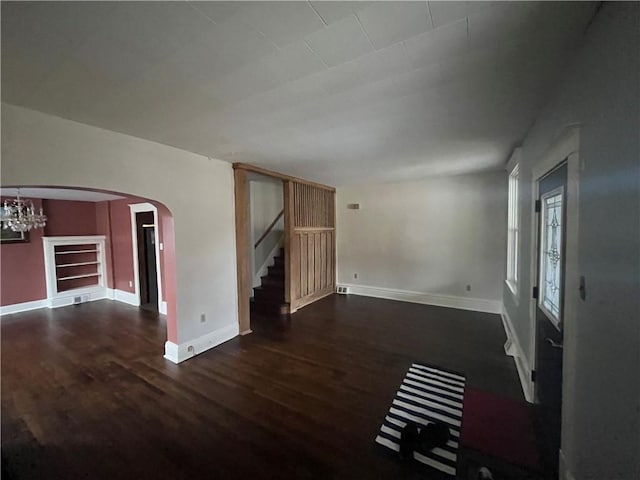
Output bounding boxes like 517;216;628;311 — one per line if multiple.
1;295;522;479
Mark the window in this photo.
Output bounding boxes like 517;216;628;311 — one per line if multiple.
506;165;519;295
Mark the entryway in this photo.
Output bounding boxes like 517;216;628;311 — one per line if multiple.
533;162;567;476
129;202;164;315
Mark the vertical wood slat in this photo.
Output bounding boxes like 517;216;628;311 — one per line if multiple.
284;181;296;308
313;232;322;291
288;182;336;310
300;233;307;297
233;168;251;334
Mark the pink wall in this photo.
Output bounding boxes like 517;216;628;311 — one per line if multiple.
1;193;177;343
107;197;170;302
95;202;114;288
43;200;96;236
108;198;136;293
0;198;47;305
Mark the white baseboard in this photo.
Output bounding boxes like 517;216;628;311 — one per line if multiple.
0;299;48;316
2;289;161;316
340;283;503;314
164;323;239;364
110;288;165;313
113;289;140;306
501;307;534;402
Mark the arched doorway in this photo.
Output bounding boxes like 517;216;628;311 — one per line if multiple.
0;186;177;347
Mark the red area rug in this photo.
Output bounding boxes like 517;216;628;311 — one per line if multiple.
460;388;540;469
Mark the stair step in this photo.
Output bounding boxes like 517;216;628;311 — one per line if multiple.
273;256;284;267
254;286;284;303
250;298;289;316
255;283;284;295
267;265;284;277
261;275;284;288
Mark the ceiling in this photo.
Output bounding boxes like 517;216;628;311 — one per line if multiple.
1;1;597;186
0;187;124;202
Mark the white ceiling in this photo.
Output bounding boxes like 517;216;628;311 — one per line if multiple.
1;1;597;186
0;187;124;202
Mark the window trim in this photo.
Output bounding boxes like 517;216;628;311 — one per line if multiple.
506;163;520;300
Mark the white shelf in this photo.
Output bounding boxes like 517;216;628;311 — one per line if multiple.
58;272;102;281
57;261;100;268
55;249;99;255
43;235;107;307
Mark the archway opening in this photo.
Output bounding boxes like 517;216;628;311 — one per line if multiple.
0;185;177;346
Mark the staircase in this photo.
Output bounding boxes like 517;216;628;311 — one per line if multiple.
251;247;288;316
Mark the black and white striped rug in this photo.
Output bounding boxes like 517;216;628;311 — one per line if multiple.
375;363;466;478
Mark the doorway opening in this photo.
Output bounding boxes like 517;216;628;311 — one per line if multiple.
533;162;567;477
527;126;580;478
130;203;163;314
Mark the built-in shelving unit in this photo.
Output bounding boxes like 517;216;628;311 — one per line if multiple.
43;236;108;308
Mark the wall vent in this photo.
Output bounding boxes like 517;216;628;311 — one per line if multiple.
336;285;348;295
73;296;82;304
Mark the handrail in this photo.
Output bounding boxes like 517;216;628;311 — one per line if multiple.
254;209;284;249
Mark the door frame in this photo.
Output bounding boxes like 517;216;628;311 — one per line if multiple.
129;202;164;314
527;126;580;463
233;163;336;334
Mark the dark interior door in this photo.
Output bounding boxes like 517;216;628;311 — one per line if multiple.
136;211;158;311
534;162;567;476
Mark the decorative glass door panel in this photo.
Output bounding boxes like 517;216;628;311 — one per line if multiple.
539;187;564;328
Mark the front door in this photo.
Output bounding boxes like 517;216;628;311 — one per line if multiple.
534;162;567;475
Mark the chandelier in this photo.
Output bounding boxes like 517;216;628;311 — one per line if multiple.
1;190;47;232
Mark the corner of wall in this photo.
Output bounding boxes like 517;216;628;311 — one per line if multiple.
163;322;239;364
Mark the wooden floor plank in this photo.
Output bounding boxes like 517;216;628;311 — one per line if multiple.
1;295;522;479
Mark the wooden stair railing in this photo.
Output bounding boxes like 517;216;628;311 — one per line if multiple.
254;209;284;249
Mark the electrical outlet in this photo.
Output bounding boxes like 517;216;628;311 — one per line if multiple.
466;284;471;292
129;280;133;288
159;242;164;251
200;313;206;323
354;273;358;279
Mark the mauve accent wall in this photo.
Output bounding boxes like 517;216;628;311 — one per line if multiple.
102;197;170;301
1;196;171;309
108;198;136;293
0;197;47;305
43;200;96;236
95;202;114;288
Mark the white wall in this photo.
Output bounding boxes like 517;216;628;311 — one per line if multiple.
249;176;283;287
337;171;506;312
502;3;639;479
1;103;239;359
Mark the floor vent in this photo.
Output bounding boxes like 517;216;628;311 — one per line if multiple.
336;285;348;295
73;296;82;304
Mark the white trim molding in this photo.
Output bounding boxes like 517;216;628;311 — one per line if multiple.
113;289;140;306
340;283;502;314
164;323;239;364
129;202;164;313
528;126;580;413
0;299;48;316
501;307;534;402
42;235;108;308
